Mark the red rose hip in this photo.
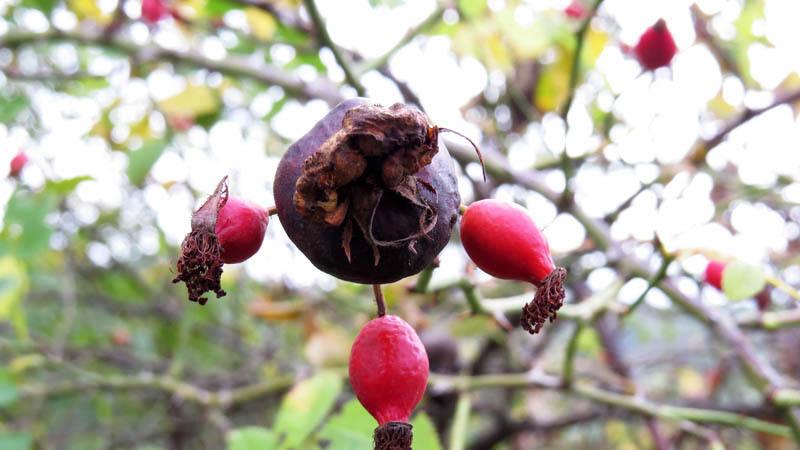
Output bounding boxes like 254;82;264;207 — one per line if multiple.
349;314;428;450
565;1;586;19
9;151;27;178
634;19;677;70
141;0;169;23
215;197;268;264
173;177;270;304
705;260;726;291
460;199;566;334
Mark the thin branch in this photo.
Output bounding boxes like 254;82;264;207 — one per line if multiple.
0;29;345;106
302;0;365;95
1;67;105;81
359;3;446;75
561;0;605;118
373;284;386;317
689;88;800;165
429;372;793;438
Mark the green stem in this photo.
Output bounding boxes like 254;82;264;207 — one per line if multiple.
449;391;472;450
625;251;674;315
562;324;583;386
414;265;435;294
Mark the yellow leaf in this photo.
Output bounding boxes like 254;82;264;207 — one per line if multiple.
248;299;307;321
581;26;609;67
158;84;219;119
535;46;571;112
68;0;111;24
245;7;277;41
303;326;352;368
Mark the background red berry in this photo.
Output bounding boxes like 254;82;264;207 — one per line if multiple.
634;19;678;70
9;152;27;178
565;1;586;19
705;260;726;291
349;314;428;425
141;0;169;23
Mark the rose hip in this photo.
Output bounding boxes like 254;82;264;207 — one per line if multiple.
173;177;269;304
460;199;567;334
349;314;428;450
9;152;27;178
634;19;677;70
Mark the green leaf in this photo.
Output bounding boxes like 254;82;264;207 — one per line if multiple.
458;0;487;20
204;0;241;16
535;45;572;112
127;141;166;186
273;372;343;449
1;188;57;260
226;427;279;450
410;412;442;450
0;96;29;123
318;399;374;450
0;432;32;450
0;369;18;407
722;261;766;301
44;176;92;195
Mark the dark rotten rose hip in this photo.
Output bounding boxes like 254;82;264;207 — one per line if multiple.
274;98;462;284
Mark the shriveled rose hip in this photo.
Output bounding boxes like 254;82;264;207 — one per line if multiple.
349;314;428;450
460;199;567;334
634;19;677;70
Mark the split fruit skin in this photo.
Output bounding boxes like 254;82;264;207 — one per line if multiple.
634;19;677;71
349;314;428;450
460;199;566;334
216;197;269;264
273;98;461;284
10;152;27;178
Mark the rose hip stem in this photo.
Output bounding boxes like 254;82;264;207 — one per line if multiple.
373;284;386;318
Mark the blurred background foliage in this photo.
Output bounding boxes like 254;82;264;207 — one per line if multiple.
2;0;800;448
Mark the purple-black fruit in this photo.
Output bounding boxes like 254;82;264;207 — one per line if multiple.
273;98;463;284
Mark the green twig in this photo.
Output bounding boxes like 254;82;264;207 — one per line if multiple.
625;251;674;315
449;391;472;450
562;324;583;386
414;264;435;294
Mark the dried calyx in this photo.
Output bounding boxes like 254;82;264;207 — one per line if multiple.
293;103;483;266
373;422;413;450
521;267;567;334
172;176;229;305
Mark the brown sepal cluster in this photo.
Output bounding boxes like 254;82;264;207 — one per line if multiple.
373;421;413;450
172;176;229;305
521;267;567;334
293;103;441;266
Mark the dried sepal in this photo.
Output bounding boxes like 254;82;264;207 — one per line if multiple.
172;176;229;305
373;422;413;450
520;267;567;334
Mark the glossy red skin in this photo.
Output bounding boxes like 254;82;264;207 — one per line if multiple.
565;1;586;19
141;0;169;23
460;199;554;285
634;19;677;70
215;197;268;264
349;315;429;425
705;260;726;291
10;152;27;177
